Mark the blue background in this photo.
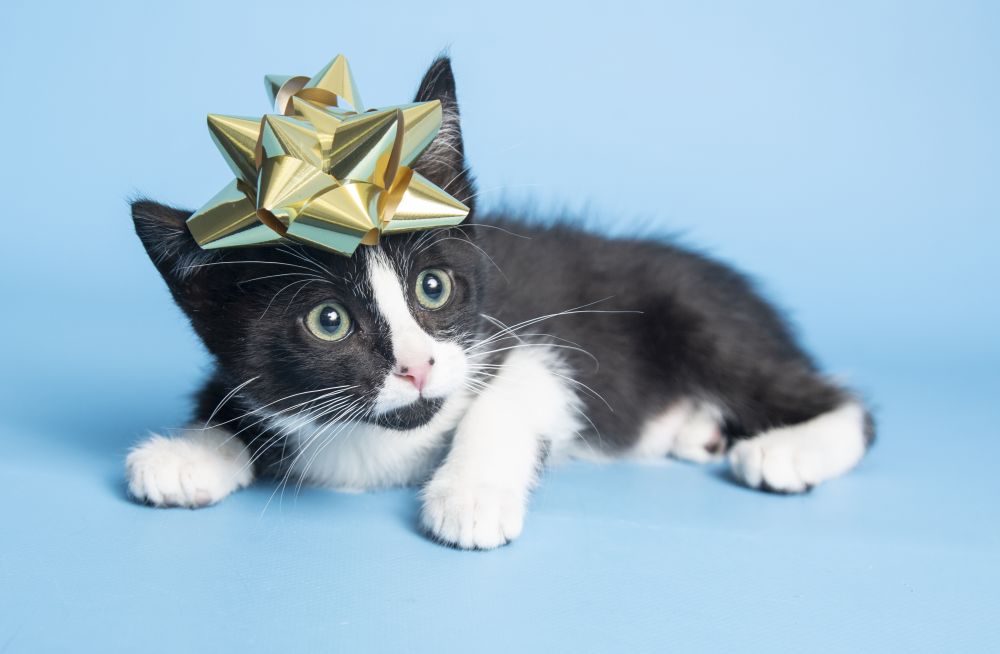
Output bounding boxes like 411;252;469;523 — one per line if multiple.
2;1;998;651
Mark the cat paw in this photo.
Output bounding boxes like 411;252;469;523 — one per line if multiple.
420;479;525;550
728;404;868;493
125;428;253;508
670;409;725;463
728;437;812;493
633;401;725;463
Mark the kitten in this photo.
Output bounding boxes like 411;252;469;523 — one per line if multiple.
127;56;874;549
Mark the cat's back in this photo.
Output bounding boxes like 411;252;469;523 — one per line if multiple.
476;213;767;317
475;212;807;369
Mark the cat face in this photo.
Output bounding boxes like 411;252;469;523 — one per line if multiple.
210;233;487;431
132;57;484;431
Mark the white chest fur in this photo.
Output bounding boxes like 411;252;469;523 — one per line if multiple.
275;393;471;491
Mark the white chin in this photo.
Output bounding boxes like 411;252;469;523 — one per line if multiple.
372;377;453;416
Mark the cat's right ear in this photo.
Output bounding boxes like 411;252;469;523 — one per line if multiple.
130;198;226;310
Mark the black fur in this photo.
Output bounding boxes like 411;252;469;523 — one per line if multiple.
473;221;862;449
132;55;873;477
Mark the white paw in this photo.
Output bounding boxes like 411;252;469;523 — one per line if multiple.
728;403;869;493
421;479;526;550
632;401;725;463
670;408;725;463
729;437;812;493
126;427;253;508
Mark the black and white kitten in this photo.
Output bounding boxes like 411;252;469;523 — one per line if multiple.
127;57;874;549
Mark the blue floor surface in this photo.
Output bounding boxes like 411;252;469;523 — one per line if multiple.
2;355;997;652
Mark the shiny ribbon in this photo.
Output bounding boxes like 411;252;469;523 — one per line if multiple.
186;55;469;256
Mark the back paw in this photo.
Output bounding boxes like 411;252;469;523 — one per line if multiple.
728;403;869;493
632;401;725;463
670;406;725;463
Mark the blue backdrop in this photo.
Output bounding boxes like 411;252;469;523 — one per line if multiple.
1;1;997;652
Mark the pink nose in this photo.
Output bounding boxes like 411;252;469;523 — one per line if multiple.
395;358;434;391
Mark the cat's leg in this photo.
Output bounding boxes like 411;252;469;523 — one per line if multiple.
726;371;874;493
633;400;726;463
670;404;726;462
125;426;254;507
420;349;580;549
729;402;872;493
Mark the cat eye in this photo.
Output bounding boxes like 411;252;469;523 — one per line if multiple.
305;301;352;341
415;268;453;310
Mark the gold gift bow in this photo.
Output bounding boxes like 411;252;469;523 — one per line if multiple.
186;55;470;256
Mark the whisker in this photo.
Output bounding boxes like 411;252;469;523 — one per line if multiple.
457;183;544;206
546;370;614;412
292;401;371;496
417;235;507;281
212;386;357;448
238;272;327;287
283;278;326;312
479;330;593;355
181;260;319;273
236;394;357;478
452;222;532;240
468;342;598;361
210;385;355;429
277;245;334;278
259;278;319;319
467;299;619;350
261;398;369;512
440;163;472;193
203;376;259;428
275;397;365;473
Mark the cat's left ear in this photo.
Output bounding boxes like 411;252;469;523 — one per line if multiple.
412;56;475;216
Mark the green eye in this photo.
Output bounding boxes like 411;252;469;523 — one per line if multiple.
306;301;352;341
415;268;453;310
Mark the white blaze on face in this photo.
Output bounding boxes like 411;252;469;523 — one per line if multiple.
367;251;467;415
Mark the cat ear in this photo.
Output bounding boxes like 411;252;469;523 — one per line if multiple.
131;198;229;314
131;198;219;279
412;56;475;215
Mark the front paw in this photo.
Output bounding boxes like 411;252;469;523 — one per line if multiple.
420;479;526;550
125;429;253;508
